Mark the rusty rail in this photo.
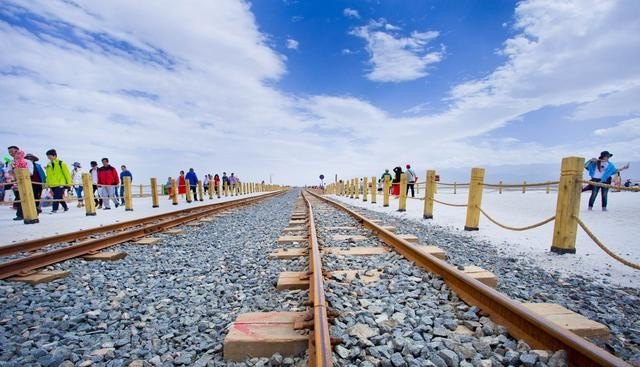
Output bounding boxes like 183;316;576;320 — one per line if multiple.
301;191;332;367
306;190;629;367
0;191;285;280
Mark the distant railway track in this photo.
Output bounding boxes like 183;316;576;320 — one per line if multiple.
0;190;285;280
299;189;629;367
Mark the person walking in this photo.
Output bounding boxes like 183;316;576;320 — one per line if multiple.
213;174;221;198
44;149;72;214
97;158;120;209
178;171;186;197
119;165;132;205
405;164;417;198
392;166;403;197
584;151;629;211
185;168;199;201
222;172;229;194
71;162;84;207
25;153;46;213
89;161;102;209
11;149;38;220
229;173;237;195
203;174;210;195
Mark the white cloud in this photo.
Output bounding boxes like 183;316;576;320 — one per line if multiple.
594;118;640;139
351;19;444;82
286;38;299;50
343;8;360;19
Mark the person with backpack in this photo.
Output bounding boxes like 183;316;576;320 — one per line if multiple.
71;162;84;207
405;164;417;198
185;168;199;201
584;150;630;211
44;149;72;214
97;158;120;209
25;153;46;213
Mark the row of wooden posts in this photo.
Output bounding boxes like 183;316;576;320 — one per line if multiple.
12;168;280;225
324;157;587;254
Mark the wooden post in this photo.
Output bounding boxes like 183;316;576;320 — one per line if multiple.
208;180;214;199
398;173;407;212
362;177;368;202
383;176;390;207
464;168;485;231
185;179;192;203
453;182;457;195
523;181;526;194
354;178;360;200
198;180;204;201
161;184;166;196
551;157;584;254
139;184;143;198
546;181;550;194
15;168;39;224
370;176;376;203
423;170;436;219
150;178;159;208
124;176;133;211
82;173;96;216
224;182;229;197
498;181;503;194
171;179;179;205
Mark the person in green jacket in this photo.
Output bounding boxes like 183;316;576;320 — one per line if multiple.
45;149;72;213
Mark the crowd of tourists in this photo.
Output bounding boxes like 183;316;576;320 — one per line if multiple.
164;171;243;200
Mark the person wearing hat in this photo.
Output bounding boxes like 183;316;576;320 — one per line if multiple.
71;162;84;208
584;151;629;211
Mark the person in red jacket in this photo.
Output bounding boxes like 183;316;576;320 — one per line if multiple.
97;157;120;209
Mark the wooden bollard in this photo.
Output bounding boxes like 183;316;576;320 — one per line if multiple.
423;170;436;219
82;173;97;216
354;178;360;200
171;179;179;205
464;168;485;231
398;173;407;212
551;157;584;254
198;180;204;202
139;184;143;198
498;181;503;194
224;182;229;197
208;181;214;199
523;181;526;194
185;179;193;203
362;177;368;202
15;168;39;224
150;178;159;208
124;176;133;211
453;182;457;195
546;181;550;194
371;176;377;203
383;176;390;207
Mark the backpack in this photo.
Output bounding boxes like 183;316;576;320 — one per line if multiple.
33;163;46;183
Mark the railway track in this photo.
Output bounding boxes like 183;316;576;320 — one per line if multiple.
0;190;285;280
268;190;630;366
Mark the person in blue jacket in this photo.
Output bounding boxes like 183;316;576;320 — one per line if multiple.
185;168;199;201
584;151;629;211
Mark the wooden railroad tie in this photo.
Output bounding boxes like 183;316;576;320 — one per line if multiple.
269;248;308;259
521;303;610;341
162;229;183;235
82;251;128;262
223;312;308;361
133;238;161;245
276;270;383;290
277;235;307;245
9;270;69;284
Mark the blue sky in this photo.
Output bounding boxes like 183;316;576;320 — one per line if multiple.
1;0;639;185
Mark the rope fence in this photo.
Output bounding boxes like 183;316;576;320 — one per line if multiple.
328;156;639;265
575;216;640;270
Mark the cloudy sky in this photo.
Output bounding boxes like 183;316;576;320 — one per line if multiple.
1;0;639;185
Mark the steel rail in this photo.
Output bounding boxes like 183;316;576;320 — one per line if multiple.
306;190;630;367
301;191;332;367
0;191;285;280
0;192;282;257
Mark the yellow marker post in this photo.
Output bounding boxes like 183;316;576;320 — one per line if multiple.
523;181;526;194
15;168;39;224
453;182;457;195
362;177;368;202
185;179;192;203
423;170;436;219
498;181;503;194
370;176;376;203
546;181;551;194
82;173;96;216
150;178;159;208
383;176;390;207
551;157;584;254
354;178;360;200
197;180;204;201
139;184;143;198
124;176;133;211
398;173;407;212
171;179;179;205
464;168;485;231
